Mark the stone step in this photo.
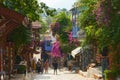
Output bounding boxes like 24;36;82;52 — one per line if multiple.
79;66;103;79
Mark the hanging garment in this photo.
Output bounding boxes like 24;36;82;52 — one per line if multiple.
51;41;61;58
44;40;52;52
72;26;79;38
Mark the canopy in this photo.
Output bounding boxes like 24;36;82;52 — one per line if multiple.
71;47;82;58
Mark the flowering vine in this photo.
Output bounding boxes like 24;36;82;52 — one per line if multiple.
94;0;111;27
50;22;60;35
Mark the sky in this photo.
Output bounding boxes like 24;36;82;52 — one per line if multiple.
38;0;77;10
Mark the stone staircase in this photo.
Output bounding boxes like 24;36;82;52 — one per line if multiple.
79;66;103;79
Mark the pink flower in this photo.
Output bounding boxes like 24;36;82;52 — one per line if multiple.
69;32;73;43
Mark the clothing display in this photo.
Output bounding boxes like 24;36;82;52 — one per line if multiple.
44;40;52;52
72;26;79;38
51;41;61;58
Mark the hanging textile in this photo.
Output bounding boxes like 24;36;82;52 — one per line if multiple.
44;40;52;52
72;26;79;38
51;41;61;58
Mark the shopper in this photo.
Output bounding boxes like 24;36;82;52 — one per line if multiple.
40;59;44;74
44;59;49;73
36;59;41;73
52;58;58;75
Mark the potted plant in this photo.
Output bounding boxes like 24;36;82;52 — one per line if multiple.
17;65;26;74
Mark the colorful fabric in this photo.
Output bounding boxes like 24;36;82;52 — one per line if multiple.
44;40;52;52
69;32;73;43
72;26;79;38
51;41;61;58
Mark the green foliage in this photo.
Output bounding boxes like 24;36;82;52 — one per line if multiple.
95;27;111;49
60;43;76;53
7;26;31;49
50;12;72;53
55;12;71;27
53;12;72;44
2;0;56;21
95;0;120;49
39;20;48;34
1;0;56;54
78;0;120;78
40;2;56;16
82;25;97;46
78;0;120;49
77;0;98;48
78;0;98;28
3;0;42;21
60;32;69;44
104;70;117;80
110;51;120;77
17;65;26;74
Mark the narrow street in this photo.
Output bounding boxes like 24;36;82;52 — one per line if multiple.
16;53;99;80
1;0;119;80
32;69;96;80
10;68;98;80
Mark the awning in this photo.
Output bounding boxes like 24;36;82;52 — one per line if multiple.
71;47;82;58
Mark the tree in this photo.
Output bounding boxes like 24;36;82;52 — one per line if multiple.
52;12;72;43
7;26;32;54
2;0;42;21
39;20;48;34
1;0;42;54
1;0;56;54
40;2;56;17
78;0;120;49
50;11;74;53
77;0;98;50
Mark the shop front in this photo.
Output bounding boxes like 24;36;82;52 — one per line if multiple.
71;47;92;71
0;6;29;79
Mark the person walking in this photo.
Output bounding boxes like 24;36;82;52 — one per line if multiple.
44;59;49;74
32;57;37;73
36;59;41;74
52;58;58;75
40;59;44;74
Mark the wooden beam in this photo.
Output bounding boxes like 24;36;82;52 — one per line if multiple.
0;19;11;31
0;6;25;24
0;6;29;26
4;22;18;36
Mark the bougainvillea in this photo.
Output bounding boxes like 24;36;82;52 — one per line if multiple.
94;0;111;27
50;22;60;35
68;31;80;47
68;31;73;43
